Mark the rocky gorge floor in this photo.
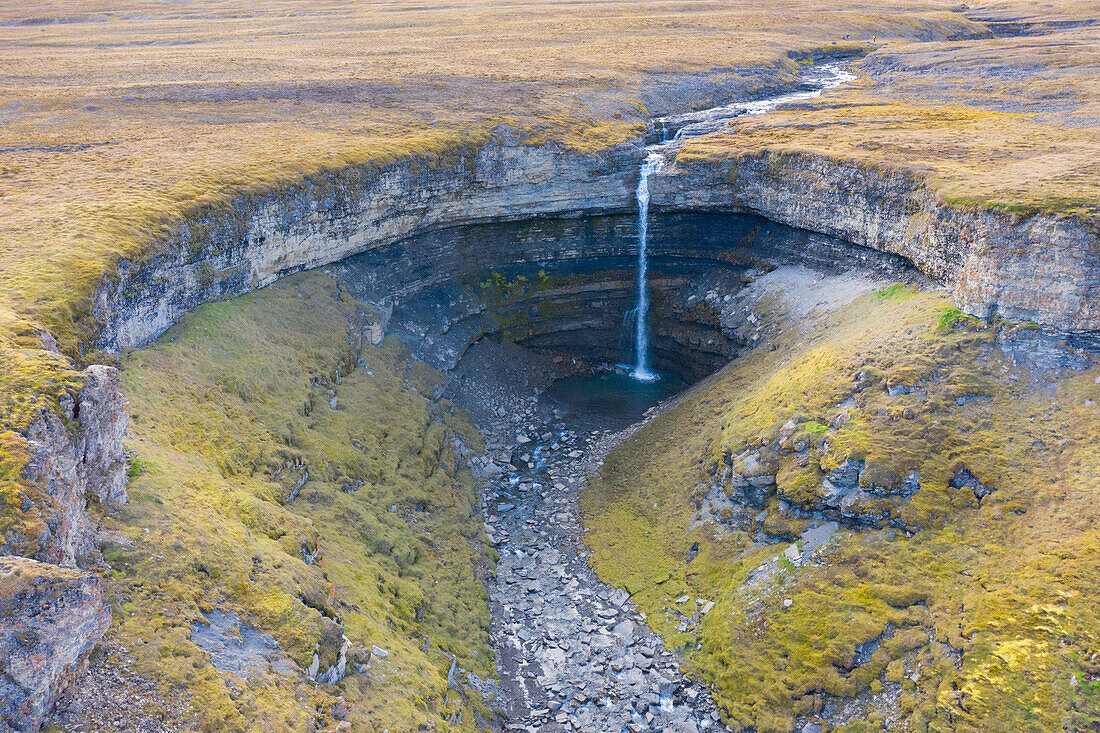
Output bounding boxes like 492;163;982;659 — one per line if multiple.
471;392;728;733
444;257;911;732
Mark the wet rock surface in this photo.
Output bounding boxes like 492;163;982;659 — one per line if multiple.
471;392;727;732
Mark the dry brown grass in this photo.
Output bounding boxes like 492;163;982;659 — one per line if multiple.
677;22;1100;216
0;0;993;352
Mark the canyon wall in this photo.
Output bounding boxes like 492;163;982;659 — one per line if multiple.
3;33;1092;725
327;212;912;380
16;110;1089;732
658;149;1100;330
93;131;643;351
93;132;1098;356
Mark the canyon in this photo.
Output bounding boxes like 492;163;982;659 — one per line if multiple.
3;42;1098;733
92;86;1100;358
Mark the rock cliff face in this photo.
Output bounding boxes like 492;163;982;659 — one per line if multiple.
91;132;1098;355
0;365;127;731
326;212;911;381
16;365;128;568
657;149;1100;331
93;133;643;351
0;557;112;733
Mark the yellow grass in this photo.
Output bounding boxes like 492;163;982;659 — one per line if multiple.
677;26;1100;216
583;288;1100;730
0;0;986;564
0;2;1097;726
0;0;994;353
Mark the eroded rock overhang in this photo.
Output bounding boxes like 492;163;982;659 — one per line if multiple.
93;129;1100;353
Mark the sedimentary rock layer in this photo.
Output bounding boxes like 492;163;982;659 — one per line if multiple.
92;131;1099;354
1;365;127;730
326;212;911;381
659;149;1100;331
8;365;128;568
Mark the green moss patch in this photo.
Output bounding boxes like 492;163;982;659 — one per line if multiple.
105;273;493;731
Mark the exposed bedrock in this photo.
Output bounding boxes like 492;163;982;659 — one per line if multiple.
0;557;112;733
325;212;913;382
93;132;1099;353
1;365;128;731
657;149;1100;331
9;365;129;569
54;118;1095;729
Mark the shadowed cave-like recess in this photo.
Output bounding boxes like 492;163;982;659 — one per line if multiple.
325;211;917;384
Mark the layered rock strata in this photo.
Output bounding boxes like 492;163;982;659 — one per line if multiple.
327;212;912;381
11;365;128;568
93;132;1098;355
658;149;1100;331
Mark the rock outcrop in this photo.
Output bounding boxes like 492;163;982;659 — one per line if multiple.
93;132;643;351
17;365;128;568
92;130;1098;356
0;556;111;733
0;364;127;731
328;211;911;381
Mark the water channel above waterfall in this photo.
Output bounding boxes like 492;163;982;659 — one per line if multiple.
317;60;925;730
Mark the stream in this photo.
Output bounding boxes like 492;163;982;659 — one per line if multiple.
629;60;854;381
477;61;856;732
480;374;717;732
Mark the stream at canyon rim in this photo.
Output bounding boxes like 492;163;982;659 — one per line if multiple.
629;61;854;382
475;61;856;732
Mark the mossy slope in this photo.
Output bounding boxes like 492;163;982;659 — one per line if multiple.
99;273;493;731
583;287;1100;731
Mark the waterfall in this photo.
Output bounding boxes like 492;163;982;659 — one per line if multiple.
630;151;663;382
626;61;853;384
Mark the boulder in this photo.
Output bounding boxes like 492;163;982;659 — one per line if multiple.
950;467;995;502
0;556;110;732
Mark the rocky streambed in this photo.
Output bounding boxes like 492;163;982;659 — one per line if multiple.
468;379;726;732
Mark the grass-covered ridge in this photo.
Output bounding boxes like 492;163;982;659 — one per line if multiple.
1;0;1097;559
96;273;493;731
676;27;1100;218
582;287;1100;731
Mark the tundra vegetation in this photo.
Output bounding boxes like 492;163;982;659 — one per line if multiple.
113;274;493;730
1;0;1098;730
583;287;1100;731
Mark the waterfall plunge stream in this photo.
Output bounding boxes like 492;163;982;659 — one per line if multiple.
477;59;860;732
629;151;663;382
628;60;855;382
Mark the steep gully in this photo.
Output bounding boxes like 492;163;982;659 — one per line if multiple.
16;60;927;732
14;54;1099;731
455;64;865;733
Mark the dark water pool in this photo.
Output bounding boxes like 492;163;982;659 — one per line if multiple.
544;370;684;430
